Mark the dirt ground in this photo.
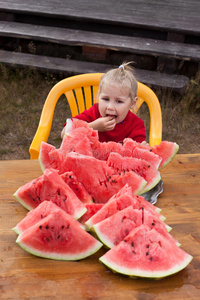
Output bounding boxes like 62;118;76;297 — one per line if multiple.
0;66;199;160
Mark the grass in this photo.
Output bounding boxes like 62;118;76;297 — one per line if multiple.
0;64;199;160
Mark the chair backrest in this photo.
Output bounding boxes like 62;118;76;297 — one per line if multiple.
29;73;162;159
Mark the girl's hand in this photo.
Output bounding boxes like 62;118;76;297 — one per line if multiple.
89;116;116;132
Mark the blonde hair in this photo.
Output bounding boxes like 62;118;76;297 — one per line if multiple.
99;62;138;101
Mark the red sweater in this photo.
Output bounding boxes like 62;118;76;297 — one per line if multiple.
72;103;146;143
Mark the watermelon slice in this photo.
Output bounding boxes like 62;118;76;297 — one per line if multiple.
152;141;179;170
61;118;99;154
107;152;161;193
61;135;94;156
13;201;65;234
92;204;177;249
79;203;104;230
16;209;102;260
121;142;162;169
39;142;66;173
60;171;93;204
122;139;179;170
62;152;147;203
85;187;164;230
99;225;193;279
14;168;87;219
92;206;143;248
93;141;123;160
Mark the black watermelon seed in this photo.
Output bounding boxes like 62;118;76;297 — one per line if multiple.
131;242;134;247
150;257;153;261
39;225;42;229
152;222;155;226
46;225;49;229
132;251;136;254
146;252;149;256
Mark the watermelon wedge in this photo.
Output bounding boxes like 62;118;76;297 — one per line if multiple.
60;171;93;204
85;187;164;230
39;142;66;173
16;209;102;260
152;141;179;170
79;203;104;230
92;205;176;249
62;152;147;203
121;144;162;169
107;152;161;193
99;225;193;279
61;118;99;154
14;168;87;219
92;206;143;248
122;139;179;170
13;201;65;234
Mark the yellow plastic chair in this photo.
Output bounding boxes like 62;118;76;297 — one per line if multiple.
29;73;162;159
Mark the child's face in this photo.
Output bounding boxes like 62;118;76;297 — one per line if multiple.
98;83;136;124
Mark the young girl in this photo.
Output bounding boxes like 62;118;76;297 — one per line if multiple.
62;62;146;143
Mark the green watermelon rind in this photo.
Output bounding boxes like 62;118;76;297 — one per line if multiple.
99;253;193;279
139;172;162;195
13;188;33;211
39;155;45;173
91;225;115;249
158;143;179;170
16;234;103;261
12;226;22;235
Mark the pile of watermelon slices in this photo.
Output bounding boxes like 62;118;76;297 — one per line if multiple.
13;119;193;279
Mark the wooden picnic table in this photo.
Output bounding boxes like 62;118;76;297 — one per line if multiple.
0;0;200;35
0;153;200;299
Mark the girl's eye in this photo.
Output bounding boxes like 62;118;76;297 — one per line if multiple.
116;100;123;104
103;97;109;101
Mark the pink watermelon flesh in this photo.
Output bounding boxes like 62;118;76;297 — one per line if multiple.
39;142;66;173
99;224;193;279
121;145;162;169
92;204;173;249
61;118;99;153
13;201;64;234
107;152;161;193
85;187;163;229
13;200;83;235
122;139;179;170
79;203;104;229
60;130;93;156
60;171;93;204
152;141;179;170
93;206;143;248
16;209;102;260
14;168;87;220
62;152;147;203
93;141;123;160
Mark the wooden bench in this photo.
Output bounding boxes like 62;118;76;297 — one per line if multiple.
0;49;189;90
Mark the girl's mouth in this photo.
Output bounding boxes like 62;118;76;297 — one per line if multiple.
106;114;117;118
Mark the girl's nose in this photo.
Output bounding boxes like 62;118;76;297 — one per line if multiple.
107;102;114;110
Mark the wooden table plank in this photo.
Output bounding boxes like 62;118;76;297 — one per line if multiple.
0;154;200;299
0;0;200;35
